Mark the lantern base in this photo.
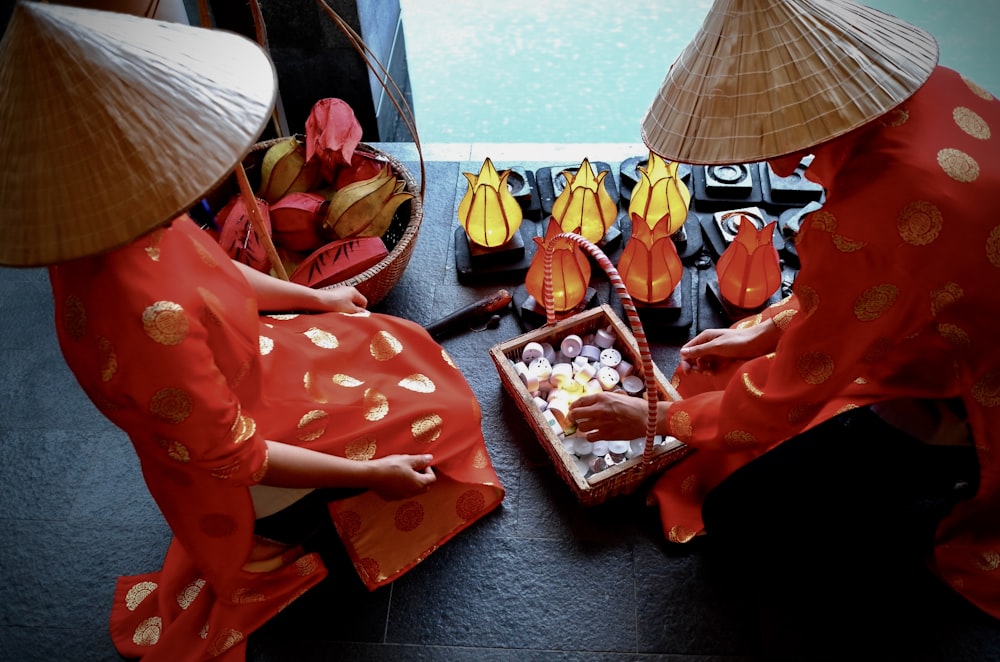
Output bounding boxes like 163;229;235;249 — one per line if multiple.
696;206;785;260
454;225;535;284
634;268;694;336
704;279;784;326
513;284;599;331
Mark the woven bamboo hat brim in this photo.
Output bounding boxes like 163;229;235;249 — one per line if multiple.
640;0;939;165
0;1;277;266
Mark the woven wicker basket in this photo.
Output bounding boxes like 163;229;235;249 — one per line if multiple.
489;234;691;506
204;139;422;307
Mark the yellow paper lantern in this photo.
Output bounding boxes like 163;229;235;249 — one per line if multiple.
628;152;690;235
551;158;618;243
457;157;524;248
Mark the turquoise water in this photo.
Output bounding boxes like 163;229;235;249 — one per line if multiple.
398;0;1000;144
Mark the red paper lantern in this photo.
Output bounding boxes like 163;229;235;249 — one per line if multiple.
716;216;781;309
618;212;683;304
525;218;591;312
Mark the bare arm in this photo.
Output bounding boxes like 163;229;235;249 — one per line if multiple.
262;440;437;501
233;261;367;313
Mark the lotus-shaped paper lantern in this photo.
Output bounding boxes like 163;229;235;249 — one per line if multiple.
716;216;782;309
457;157;524;248
321;165;413;240
525;219;591;313
628;152;690;235
618;212;683;304
551;158;618;243
258;136;323;204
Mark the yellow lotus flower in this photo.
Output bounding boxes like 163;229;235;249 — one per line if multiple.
551;158;618;244
322;166;412;239
628;152;690;235
457;157;523;248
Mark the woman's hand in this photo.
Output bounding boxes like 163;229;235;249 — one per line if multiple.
368;454;437;500
679;318;780;375
314;286;367;314
570;391;651;441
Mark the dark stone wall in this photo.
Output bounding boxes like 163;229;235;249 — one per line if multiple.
0;0;412;142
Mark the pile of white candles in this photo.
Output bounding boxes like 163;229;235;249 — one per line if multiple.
509;326;671;478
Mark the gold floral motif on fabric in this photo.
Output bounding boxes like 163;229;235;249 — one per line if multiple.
796;352;834;385
962;75;994;101
143;301;188;346
63;294;86;340
207;629;244;656
808;210;837;233
723;430;756;450
210;459;241;480
853;377;868;385
937;148;980;183
668;410;693;442
160;437;190;463
831;234;867;252
667;525;697;543
232;588;266;604
229;413;256;444
144;227;165;262
98;336;117;382
953;106;991;140
441;348;458;369
972;371;1000;407
938;323;971;349
296;410;328;441
363;389;389;421
176;579;205;610
897;200;943;246
411;414;443;443
332;373;364;387
741;372;763;398
267;314;299;320
881;107;909;127
304;371;328;404
345;435;377;461
854;284;899;321
772;308;796;330
680;473;700;497
133;616;162;646
986;226;1000;268
125;581;158;611
251;449;268;483
977;550;1000;572
398;374;436;393
836;403;859;415
394;500;425;531
304;327;338;349
370;330;403;361
295;555;320;576
150;388;192;423
456;489;487;520
259;335;274;355
795;284;819;317
334;510;363;538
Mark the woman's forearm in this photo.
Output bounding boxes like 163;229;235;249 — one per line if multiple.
233;261;326;311
261;440;376;489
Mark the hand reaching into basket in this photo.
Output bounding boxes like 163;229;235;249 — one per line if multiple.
571;391;653;442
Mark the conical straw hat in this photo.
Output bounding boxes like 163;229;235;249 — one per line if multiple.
0;1;276;266
640;0;938;165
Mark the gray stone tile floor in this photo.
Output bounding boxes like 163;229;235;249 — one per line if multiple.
3;144;1000;660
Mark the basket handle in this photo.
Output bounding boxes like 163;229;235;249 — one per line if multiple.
541;233;660;466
